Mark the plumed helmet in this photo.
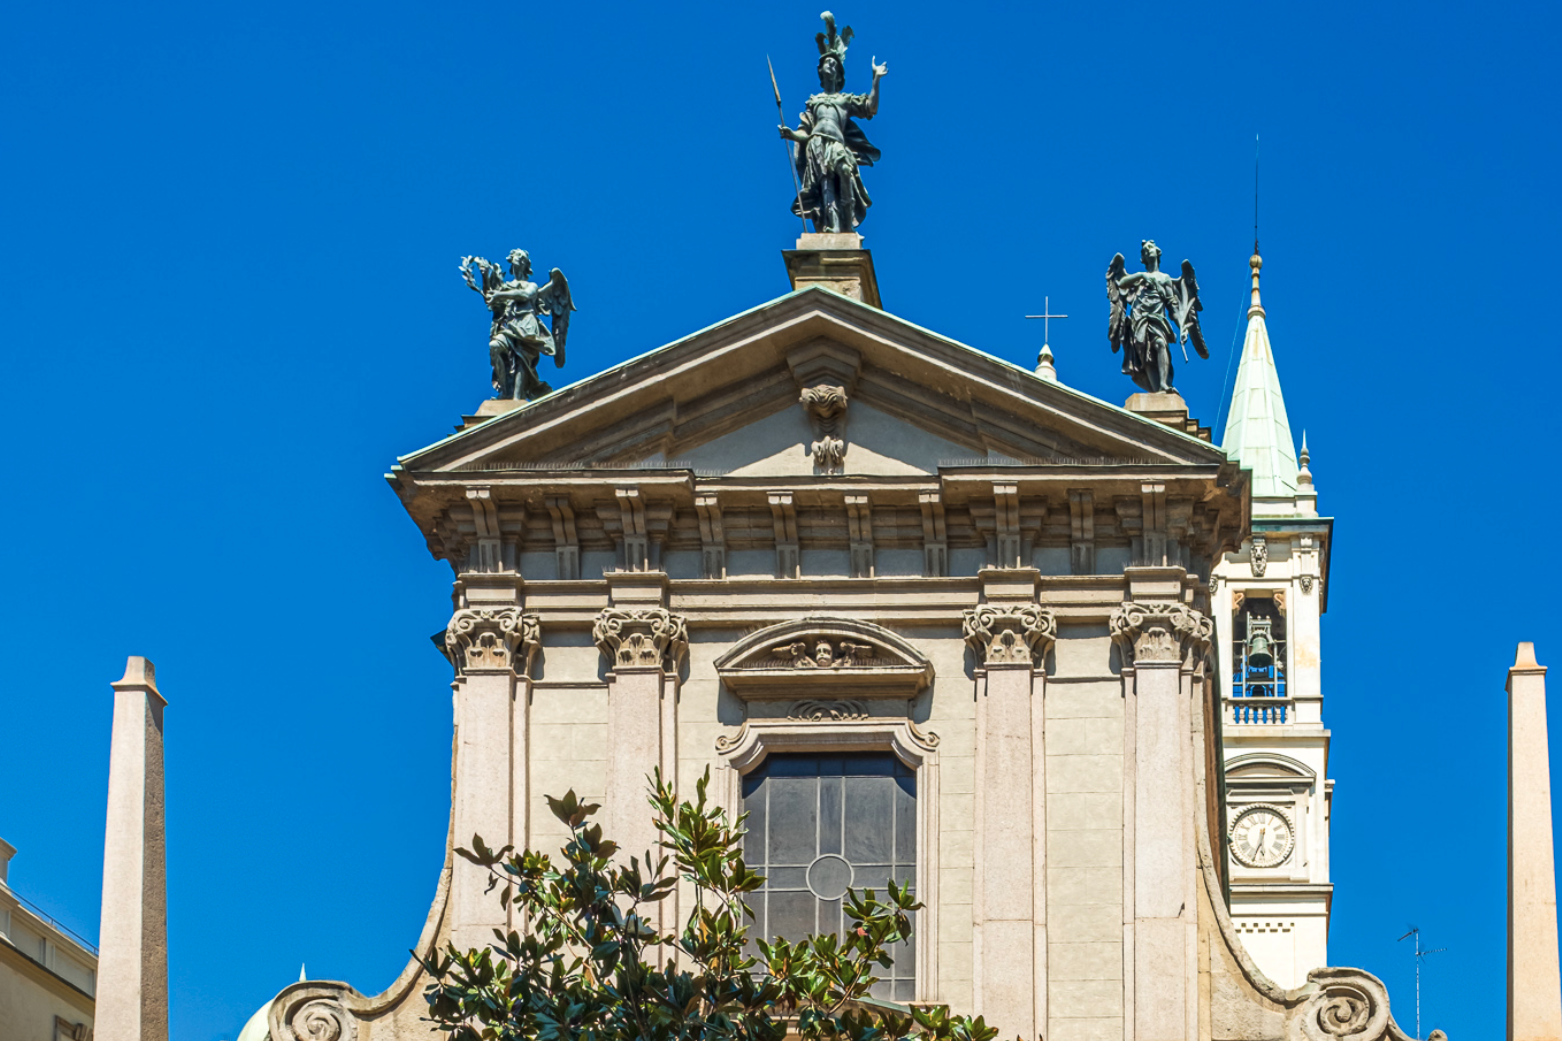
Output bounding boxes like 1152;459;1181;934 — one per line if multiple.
814;11;852;88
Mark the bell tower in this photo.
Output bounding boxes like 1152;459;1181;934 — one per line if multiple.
1211;251;1334;987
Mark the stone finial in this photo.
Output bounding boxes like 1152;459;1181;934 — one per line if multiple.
1036;342;1057;382
1298;430;1314;488
593;607;688;671
97;655;170;1041
1108;602;1212;665
962;604;1057;665
1248;252;1265;318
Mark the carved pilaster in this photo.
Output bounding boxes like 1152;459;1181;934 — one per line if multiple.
962;604;1057;666
1108;601;1212;666
800;384;848;473
445;607;540;675
593;607;688;671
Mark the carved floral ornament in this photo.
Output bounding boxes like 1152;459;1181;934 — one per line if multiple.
1108;601;1212;665
592;607;688;671
962;604;1057;665
445;607;541;675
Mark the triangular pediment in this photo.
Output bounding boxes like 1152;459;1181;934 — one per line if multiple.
397;287;1229;476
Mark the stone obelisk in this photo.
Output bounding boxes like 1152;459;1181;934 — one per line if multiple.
1509;642;1562;1041
96;656;170;1041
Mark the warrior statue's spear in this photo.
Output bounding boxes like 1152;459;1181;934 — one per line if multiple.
769;55;809;235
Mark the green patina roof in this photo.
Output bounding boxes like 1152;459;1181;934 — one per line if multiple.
1221;256;1298;499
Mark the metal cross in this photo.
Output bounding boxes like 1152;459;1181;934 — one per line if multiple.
1025;296;1069;345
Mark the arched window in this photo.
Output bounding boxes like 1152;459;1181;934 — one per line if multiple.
1232;596;1287;719
741;751;916;1000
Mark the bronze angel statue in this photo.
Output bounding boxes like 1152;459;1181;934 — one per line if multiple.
1106;240;1208;393
777;11;886;233
460;249;574;401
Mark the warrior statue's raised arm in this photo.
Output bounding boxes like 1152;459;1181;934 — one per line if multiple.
459;248;575;402
1105;240;1208;394
777;11;886;233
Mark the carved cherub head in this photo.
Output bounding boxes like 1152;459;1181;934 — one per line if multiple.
506;248;532;280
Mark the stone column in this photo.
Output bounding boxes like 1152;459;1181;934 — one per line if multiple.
965;593;1056;1039
594;607;688;872
1110;601;1211;1041
1509;642;1562;1041
97;656;169;1041
445;607;539;951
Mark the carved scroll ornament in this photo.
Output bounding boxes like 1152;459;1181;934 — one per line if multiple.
1109;602;1212;665
445;607;540;675
1285;967;1432;1041
270;985;359;1041
962;604;1057;665
789;698;870;721
593;607;688;670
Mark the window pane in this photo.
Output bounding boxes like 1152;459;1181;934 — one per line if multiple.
768;776;818;864
820;776;843;855
844;775;892;862
767;889;816;941
894;773;916;862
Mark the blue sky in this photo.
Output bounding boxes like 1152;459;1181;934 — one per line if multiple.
2;1;1557;1038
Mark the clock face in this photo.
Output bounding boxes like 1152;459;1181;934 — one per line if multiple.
1229;806;1294;868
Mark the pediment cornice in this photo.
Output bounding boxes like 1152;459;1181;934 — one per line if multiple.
395;287;1229;476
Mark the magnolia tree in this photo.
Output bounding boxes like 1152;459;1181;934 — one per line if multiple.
421;769;999;1041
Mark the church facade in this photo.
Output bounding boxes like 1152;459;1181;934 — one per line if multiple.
249;238;1422;1041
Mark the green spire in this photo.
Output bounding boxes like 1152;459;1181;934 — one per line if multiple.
1222;252;1299;500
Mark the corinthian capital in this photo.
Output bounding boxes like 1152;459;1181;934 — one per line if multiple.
962;603;1057;665
593;607;688;671
445;607;540;675
1108;601;1211;665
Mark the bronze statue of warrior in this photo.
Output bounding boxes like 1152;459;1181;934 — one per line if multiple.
777;12;887;233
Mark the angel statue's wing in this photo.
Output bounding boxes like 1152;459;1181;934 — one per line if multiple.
537;268;576;367
1175;260;1210;359
1106;253;1128;354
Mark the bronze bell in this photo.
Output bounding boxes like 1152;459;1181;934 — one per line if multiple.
1247;616;1274;669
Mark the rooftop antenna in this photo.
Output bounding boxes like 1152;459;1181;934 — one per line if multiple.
1397;925;1447;1040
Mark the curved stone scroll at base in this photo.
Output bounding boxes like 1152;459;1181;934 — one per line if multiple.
265;818;454;1041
